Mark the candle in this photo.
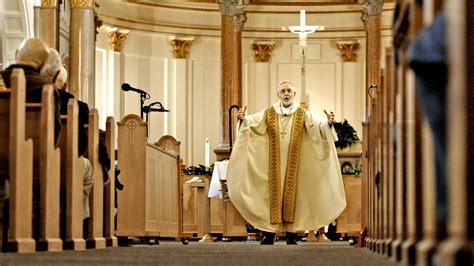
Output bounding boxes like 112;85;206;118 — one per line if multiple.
300;10;306;27
204;138;210;167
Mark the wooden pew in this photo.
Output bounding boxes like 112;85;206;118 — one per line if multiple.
116;115;182;241
103;116;117;247
58;103;114;250
86;109;106;249
24;85;62;252
438;0;474;264
0;69;35;253
57;99;85;251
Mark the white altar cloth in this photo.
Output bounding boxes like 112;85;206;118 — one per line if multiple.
208;161;228;198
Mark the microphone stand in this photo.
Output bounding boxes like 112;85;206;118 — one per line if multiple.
228;104;240;152
143;102;169;138
140;92;150;120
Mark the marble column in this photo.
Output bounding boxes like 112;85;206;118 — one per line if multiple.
38;0;59;50
68;0;96;106
215;0;246;161
168;36;193;163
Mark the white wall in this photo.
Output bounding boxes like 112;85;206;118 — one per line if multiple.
95;2;394;166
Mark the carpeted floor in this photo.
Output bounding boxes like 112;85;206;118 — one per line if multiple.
0;241;399;265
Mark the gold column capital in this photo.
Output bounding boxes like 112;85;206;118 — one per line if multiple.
108;28;129;52
337;42;360;62
41;0;58;7
70;0;95;8
168;36;194;59
251;41;275;62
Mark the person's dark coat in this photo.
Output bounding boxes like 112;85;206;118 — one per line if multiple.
2;64;61;141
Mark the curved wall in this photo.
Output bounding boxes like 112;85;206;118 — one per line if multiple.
93;1;394;165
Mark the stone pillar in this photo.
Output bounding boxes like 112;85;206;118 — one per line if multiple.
38;0;60;50
68;0;96;106
167;36;193;162
215;0;246;161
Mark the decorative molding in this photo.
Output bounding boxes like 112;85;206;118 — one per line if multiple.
361;0;384;16
360;8;368;30
108;28;129;52
234;11;247;32
218;0;239;16
70;0;95;8
94;3;103;41
251;41;275;62
337;42;360;62
168;36;194;59
41;0;58;8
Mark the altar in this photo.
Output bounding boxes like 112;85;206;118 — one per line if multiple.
208;161;247;237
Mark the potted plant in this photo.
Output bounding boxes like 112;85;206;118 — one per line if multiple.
333;119;360;151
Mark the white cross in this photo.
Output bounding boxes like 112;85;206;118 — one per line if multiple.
288;10;324;47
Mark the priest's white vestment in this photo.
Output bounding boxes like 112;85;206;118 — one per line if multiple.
227;102;346;233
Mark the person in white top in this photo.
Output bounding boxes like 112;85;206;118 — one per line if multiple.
227;81;346;245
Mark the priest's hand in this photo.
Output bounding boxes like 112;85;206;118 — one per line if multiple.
324;109;335;126
237;105;247;120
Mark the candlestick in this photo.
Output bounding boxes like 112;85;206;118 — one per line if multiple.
204;138;210;167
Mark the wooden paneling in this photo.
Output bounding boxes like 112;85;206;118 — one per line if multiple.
336;175;361;236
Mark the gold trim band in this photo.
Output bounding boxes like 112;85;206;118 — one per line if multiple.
282;107;305;223
70;0;95;8
266;106;305;224
41;0;58;8
266;107;282;224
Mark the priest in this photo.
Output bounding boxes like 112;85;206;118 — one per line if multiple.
227;81;346;245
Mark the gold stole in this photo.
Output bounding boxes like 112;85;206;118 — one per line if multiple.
266;106;305;224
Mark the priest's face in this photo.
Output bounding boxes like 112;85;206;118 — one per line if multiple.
277;83;296;108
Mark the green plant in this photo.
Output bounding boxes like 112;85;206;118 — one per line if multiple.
352;165;362;176
333;119;360;149
183;164;214;176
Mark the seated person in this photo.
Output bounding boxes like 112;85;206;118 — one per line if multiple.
1;38;61;140
47;60;93;221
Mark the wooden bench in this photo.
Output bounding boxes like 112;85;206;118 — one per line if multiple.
24;85;62;252
102;117;117;247
57;99;85;251
0;69;35;253
85;109;106;249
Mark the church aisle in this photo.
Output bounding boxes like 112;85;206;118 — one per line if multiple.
0;241;399;265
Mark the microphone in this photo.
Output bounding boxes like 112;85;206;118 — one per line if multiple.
121;83;148;95
149;107;169;112
143;104;170;113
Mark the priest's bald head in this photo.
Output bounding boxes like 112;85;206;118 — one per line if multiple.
15;38;49;71
277;81;296;92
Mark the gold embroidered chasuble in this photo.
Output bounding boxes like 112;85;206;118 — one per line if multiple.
227;102;346;233
266;106;305;223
